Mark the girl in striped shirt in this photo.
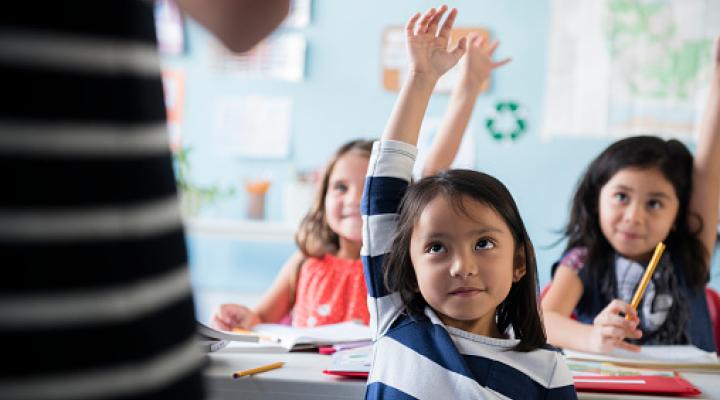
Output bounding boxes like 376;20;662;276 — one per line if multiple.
361;6;576;399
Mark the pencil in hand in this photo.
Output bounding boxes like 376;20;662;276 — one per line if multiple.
232;361;285;379
626;242;666;320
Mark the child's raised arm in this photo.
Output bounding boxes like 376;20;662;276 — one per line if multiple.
362;6;464;338
382;5;466;146
690;36;720;269
422;35;510;177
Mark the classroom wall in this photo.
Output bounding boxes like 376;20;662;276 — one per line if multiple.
160;0;720;317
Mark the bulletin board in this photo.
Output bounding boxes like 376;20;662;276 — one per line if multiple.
381;26;490;93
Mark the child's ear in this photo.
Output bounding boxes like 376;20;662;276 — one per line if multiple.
513;247;527;283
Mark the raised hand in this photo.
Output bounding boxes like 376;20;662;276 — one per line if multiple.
405;5;466;81
587;299;642;353
461;34;512;90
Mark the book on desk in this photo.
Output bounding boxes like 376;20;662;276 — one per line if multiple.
218;321;372;352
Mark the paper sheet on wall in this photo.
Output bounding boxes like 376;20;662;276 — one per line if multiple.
213;33;306;82
212;95;292;158
412;116;476;180
542;0;720;141
282;0;312;28
154;0;184;55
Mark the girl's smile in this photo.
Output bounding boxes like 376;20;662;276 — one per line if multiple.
448;286;486;296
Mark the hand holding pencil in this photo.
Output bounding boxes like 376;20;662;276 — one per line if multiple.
627;242;666;318
587;242;666;354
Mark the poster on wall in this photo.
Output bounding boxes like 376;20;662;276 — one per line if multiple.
161;69;185;151
211;95;292;159
381;26;490;93
212;33;306;82
154;0;185;55
541;0;720;141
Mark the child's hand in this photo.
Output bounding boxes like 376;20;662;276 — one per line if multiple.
587;299;643;353
461;34;511;91
405;5;466;82
211;303;261;331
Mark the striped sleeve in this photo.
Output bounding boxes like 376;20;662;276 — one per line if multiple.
361;140;417;338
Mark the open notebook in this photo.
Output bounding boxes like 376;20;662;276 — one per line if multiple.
222;321;372;352
563;345;720;372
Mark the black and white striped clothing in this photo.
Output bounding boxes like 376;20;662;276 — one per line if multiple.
361;140;577;399
0;2;203;399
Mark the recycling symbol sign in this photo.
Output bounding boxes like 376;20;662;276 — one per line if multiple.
485;101;526;141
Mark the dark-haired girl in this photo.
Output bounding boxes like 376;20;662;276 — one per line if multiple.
361;6;576;399
542;38;720;354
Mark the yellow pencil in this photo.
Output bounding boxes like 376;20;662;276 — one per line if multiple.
232;361;285;378
626;242;666;320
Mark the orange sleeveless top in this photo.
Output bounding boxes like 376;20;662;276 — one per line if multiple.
292;253;369;328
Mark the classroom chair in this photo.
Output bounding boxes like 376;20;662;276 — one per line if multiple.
706;287;720;354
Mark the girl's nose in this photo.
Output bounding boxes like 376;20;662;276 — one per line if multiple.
450;251;478;278
623;202;643;224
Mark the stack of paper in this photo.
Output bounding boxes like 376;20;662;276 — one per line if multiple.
563;345;720;372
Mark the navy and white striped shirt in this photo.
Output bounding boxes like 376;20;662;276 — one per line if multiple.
0;2;203;399
361;140;577;399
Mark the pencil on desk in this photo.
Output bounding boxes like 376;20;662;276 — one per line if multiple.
232;361;285;378
626;242;666;320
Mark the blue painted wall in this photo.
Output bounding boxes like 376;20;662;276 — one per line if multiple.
162;0;720;299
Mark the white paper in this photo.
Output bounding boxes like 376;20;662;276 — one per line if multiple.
213;33;306;82
564;345;719;365
154;0;184;55
221;321;372;352
212;95;292;158
282;0;311;28
325;345;373;374
542;0;719;141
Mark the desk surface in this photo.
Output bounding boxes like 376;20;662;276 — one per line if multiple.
206;350;720;400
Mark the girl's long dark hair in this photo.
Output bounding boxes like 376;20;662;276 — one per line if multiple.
383;169;546;352
295;139;373;257
564;136;707;290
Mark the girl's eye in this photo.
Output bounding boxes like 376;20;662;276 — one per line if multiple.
613;193;628;203
333;183;348;193
475;239;495;250
648;199;662;209
426;243;446;254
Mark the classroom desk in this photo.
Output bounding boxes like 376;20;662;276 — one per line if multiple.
205;350;720;400
206;351;365;400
